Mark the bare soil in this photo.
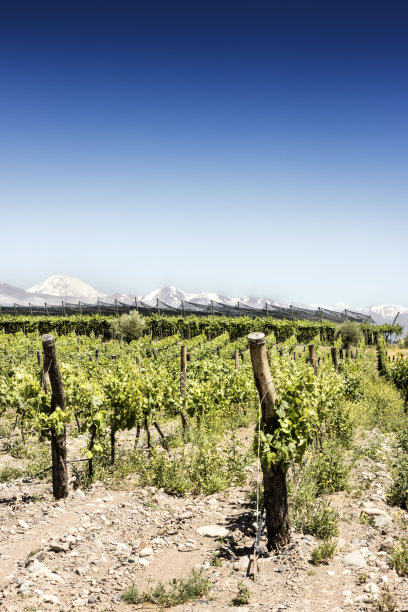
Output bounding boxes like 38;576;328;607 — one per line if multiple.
0;428;408;611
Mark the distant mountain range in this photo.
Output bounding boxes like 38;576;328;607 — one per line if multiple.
1;275;407;330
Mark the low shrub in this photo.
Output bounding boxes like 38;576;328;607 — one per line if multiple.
121;569;210;607
311;539;337;565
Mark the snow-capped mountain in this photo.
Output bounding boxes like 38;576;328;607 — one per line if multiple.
1;275;407;329
27;275;106;301
360;304;408;320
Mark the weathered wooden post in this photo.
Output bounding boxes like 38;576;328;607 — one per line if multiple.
331;347;338;372
42;334;68;499
248;332;290;550
308;344;318;376
235;348;239;370
152;348;158;361
180;346;189;430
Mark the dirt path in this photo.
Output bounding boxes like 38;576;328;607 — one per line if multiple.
0;429;408;611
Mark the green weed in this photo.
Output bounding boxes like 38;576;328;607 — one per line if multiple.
121;569;210;607
311;539;337;565
230;581;251;606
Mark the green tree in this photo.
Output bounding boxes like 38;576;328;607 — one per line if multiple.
334;321;363;349
110;311;146;342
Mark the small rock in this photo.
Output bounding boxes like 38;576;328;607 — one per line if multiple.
379;537;394;553
138;558;150;566
50;541;69;553
233;556;250;572
17;519;29;530
342;551;368;569
364;583;380;594
360;507;387;517
41;593;60;604
374;516;393;533
197;525;228;538
45;571;63;583
139;547;154;557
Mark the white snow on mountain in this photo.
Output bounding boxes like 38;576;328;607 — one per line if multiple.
139;286;187;306
27;275;106;301
0;276;407;329
360;304;408;319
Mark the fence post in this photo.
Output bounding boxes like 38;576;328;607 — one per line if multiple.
331;347;338;373
308;344;318;376
248;332;290;550
180;346;189;430
42;334;68;499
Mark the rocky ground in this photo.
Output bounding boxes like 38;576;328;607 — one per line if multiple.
0;429;408;611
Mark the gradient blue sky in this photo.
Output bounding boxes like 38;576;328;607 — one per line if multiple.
1;0;407;306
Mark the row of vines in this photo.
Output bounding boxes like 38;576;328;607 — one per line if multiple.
0;314;402;345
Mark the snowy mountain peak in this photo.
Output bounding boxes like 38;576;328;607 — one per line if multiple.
27;275;106;300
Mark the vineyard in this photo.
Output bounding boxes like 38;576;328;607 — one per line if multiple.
1;319;408;610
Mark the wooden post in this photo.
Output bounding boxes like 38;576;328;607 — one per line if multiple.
238;301;241;316
29;303;33;316
134;297;139;312
308;344;318;376
180;346;189;430
235;348;239;370
157;298;160;315
97;300;101;316
290;305;294;321
79;301;82;316
42;335;68;499
211;300;214;316
266;302;269;317
14;303;17;316
248;332;290;550
36;350;41;367
181;300;185;317
331;347;338;373
152;348;158;361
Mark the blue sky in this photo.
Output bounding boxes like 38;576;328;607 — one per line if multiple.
1;0;407;306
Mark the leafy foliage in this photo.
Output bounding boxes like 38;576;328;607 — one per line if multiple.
334;321;363;349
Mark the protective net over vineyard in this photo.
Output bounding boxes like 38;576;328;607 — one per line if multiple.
0;299;374;324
